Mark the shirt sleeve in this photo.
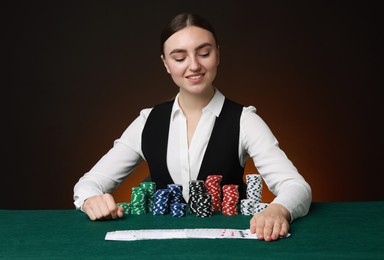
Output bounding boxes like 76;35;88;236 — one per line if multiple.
239;106;312;221
73;108;152;210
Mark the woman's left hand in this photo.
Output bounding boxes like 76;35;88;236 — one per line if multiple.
249;203;291;242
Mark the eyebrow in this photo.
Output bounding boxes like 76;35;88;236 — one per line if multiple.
168;43;213;55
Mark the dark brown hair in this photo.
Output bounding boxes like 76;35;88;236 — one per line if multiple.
160;13;218;55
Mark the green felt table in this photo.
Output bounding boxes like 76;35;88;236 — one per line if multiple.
1;202;383;259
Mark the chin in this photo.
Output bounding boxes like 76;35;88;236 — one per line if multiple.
186;85;213;95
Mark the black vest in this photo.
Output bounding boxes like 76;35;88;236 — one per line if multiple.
141;98;246;198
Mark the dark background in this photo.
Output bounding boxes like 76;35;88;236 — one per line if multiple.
3;1;383;209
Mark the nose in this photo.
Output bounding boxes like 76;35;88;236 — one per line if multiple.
189;56;201;72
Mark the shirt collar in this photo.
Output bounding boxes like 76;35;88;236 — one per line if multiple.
203;88;225;117
171;88;225;120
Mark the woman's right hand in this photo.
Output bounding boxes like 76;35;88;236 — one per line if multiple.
82;193;124;221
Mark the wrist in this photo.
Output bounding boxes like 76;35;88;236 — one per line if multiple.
270;203;291;222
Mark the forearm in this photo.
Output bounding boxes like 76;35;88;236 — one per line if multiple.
253;155;312;221
241;109;312;221
73;141;144;209
270;179;312;221
73;172;119;210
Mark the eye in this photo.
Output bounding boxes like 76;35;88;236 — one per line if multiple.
171;55;186;62
199;52;210;57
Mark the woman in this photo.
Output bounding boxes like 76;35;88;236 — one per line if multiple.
73;13;312;242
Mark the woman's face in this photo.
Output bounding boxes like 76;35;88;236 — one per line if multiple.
162;26;219;96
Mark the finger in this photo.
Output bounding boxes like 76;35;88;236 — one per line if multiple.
89;196;111;220
93;199;109;220
279;221;290;237
103;194;118;219
84;207;97;221
97;199;111;219
255;217;266;240
249;216;257;233
271;221;282;241
86;204;104;220
83;198;102;220
117;206;124;218
263;220;274;242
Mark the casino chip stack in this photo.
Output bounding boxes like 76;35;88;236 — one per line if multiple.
167;184;187;217
167;184;183;205
140;182;156;213
188;180;206;214
152;189;171;215
205;175;223;212
195;192;213;217
117;202;131;215
221;185;240;216
245;174;262;203
170;202;187;217
130;187;146;215
240;199;255;215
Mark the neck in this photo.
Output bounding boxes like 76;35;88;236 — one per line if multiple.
178;87;215;114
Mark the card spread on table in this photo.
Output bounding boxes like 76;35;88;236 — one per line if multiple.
105;228;290;241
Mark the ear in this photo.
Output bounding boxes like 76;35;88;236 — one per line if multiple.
161;55;171;74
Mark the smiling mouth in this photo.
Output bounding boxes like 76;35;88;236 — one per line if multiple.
186;73;205;80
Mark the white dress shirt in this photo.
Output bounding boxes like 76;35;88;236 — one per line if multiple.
73;89;311;221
